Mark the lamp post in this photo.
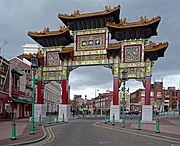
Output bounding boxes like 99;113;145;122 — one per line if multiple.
95;89;99;115
30;53;38;134
121;69;128;128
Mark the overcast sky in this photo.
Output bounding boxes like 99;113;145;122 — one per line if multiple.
0;0;180;99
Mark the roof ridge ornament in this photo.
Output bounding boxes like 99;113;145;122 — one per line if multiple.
105;6;112;12
120;18;127;26
71;10;80;16
43;27;50;34
149;41;156;47
139;16;148;23
59;26;68;32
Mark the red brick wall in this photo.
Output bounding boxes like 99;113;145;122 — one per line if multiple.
9;58;32;86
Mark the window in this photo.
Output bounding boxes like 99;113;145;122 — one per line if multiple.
164;91;169;97
1;65;5;72
172;92;176;97
150;98;154;105
28;70;30;74
151;91;154;96
0;77;5;85
141;98;145;105
14;75;20;90
157;92;162;98
141;91;145;96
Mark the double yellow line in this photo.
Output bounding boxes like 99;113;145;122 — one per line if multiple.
30;126;55;146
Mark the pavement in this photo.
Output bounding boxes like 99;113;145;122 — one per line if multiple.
97;115;180;141
0;115;179;145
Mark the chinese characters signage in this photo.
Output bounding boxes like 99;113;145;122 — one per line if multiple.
76;33;106;51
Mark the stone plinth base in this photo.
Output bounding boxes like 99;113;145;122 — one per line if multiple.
59;104;70;122
141;105;153;123
34;104;47;122
110;105;120;122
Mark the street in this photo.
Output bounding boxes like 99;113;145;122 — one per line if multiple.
29;118;180;146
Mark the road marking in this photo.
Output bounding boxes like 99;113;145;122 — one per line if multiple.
99;141;110;144
93;124;180;144
29;124;70;146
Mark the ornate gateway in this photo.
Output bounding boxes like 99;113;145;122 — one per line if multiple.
21;5;168;122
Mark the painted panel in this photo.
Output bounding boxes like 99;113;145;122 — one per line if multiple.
43;66;63;72
46;51;60;67
63;59;111;67
124;44;142;63
120;62;145;68
120;67;145;79
76;33;106;52
43;71;61;81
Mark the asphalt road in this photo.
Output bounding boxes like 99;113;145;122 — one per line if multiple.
34;118;180;146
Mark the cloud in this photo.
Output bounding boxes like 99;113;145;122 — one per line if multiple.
0;0;179;99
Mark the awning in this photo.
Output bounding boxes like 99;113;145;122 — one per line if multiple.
11;67;23;76
11;97;33;104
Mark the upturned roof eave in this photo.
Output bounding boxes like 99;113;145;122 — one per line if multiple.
58;5;120;20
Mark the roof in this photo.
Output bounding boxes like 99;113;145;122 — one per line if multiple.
107;16;161;41
144;41;169;61
107;43;121;50
58;5;120;31
59;47;74;53
28;27;74;47
144;41;169;52
58;5;120;20
106;16;161;29
28;27;69;37
9;57;31;67
17;51;44;63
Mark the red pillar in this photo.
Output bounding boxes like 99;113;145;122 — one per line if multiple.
145;76;151;105
37;58;44;104
37;80;43;104
62;79;68;104
113;78;119;105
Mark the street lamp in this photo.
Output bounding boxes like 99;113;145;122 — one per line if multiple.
30;53;38;134
121;68;128;128
95;89;99;115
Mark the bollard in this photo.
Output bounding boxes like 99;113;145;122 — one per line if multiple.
137;117;141;130
112;114;115;126
90;112;92;118
62;113;65;122
11;118;16;140
56;115;59;123
108;115;110;122
38;114;42;126
95;111;97;117
121;118;125;128
30;116;35;134
156;116;160;133
104;116;107;124
154;111;156;117
130;113;133;120
48;115;51;124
